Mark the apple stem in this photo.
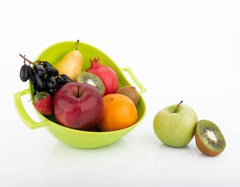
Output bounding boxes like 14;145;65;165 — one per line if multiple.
76;40;79;50
174;100;183;113
77;85;80;98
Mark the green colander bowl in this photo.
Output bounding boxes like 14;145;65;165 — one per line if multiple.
14;41;146;149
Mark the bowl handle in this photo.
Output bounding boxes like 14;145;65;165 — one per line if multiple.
13;89;49;129
121;68;146;94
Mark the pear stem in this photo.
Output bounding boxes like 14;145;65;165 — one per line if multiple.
19;54;35;65
174;100;183;113
76;40;79;50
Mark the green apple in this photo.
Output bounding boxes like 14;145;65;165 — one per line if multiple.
153;101;198;147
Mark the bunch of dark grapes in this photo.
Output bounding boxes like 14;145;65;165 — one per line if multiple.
19;54;73;96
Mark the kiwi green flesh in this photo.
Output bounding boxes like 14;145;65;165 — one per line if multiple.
76;72;105;95
196;120;226;151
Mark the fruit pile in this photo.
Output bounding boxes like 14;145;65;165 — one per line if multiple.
153;101;226;157
19;40;140;132
19;40;226;156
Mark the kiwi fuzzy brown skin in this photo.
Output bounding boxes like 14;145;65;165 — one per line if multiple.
116;86;140;105
195;120;226;157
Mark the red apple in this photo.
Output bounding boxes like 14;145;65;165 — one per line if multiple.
53;82;103;130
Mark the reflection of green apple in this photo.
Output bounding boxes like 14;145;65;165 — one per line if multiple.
153;101;198;147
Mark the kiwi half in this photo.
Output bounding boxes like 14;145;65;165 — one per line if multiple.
76;72;105;95
195;120;226;157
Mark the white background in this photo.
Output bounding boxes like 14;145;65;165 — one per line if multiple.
0;0;240;186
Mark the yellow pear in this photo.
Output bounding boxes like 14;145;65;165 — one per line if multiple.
54;40;83;81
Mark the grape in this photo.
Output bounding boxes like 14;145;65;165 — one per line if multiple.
56;76;64;85
20;64;30;82
45;66;58;76
46;75;57;89
28;67;35;84
61;74;73;83
19;56;73;96
42;61;53;68
34;73;46;90
33;64;46;77
47;87;57;95
55;74;73;86
33;82;43;92
47;88;54;95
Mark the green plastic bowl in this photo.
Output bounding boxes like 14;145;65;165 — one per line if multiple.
14;41;146;149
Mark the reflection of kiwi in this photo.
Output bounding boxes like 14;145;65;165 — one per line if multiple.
76;72;105;95
195;120;226;156
116;86;140;105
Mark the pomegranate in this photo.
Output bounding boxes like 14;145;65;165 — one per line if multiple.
86;58;119;95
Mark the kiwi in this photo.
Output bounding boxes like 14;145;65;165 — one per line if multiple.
195;120;226;157
116;86;140;105
76;72;105;95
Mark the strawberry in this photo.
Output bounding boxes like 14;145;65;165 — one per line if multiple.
33;92;52;116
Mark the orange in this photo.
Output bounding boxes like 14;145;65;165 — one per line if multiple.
99;94;138;131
